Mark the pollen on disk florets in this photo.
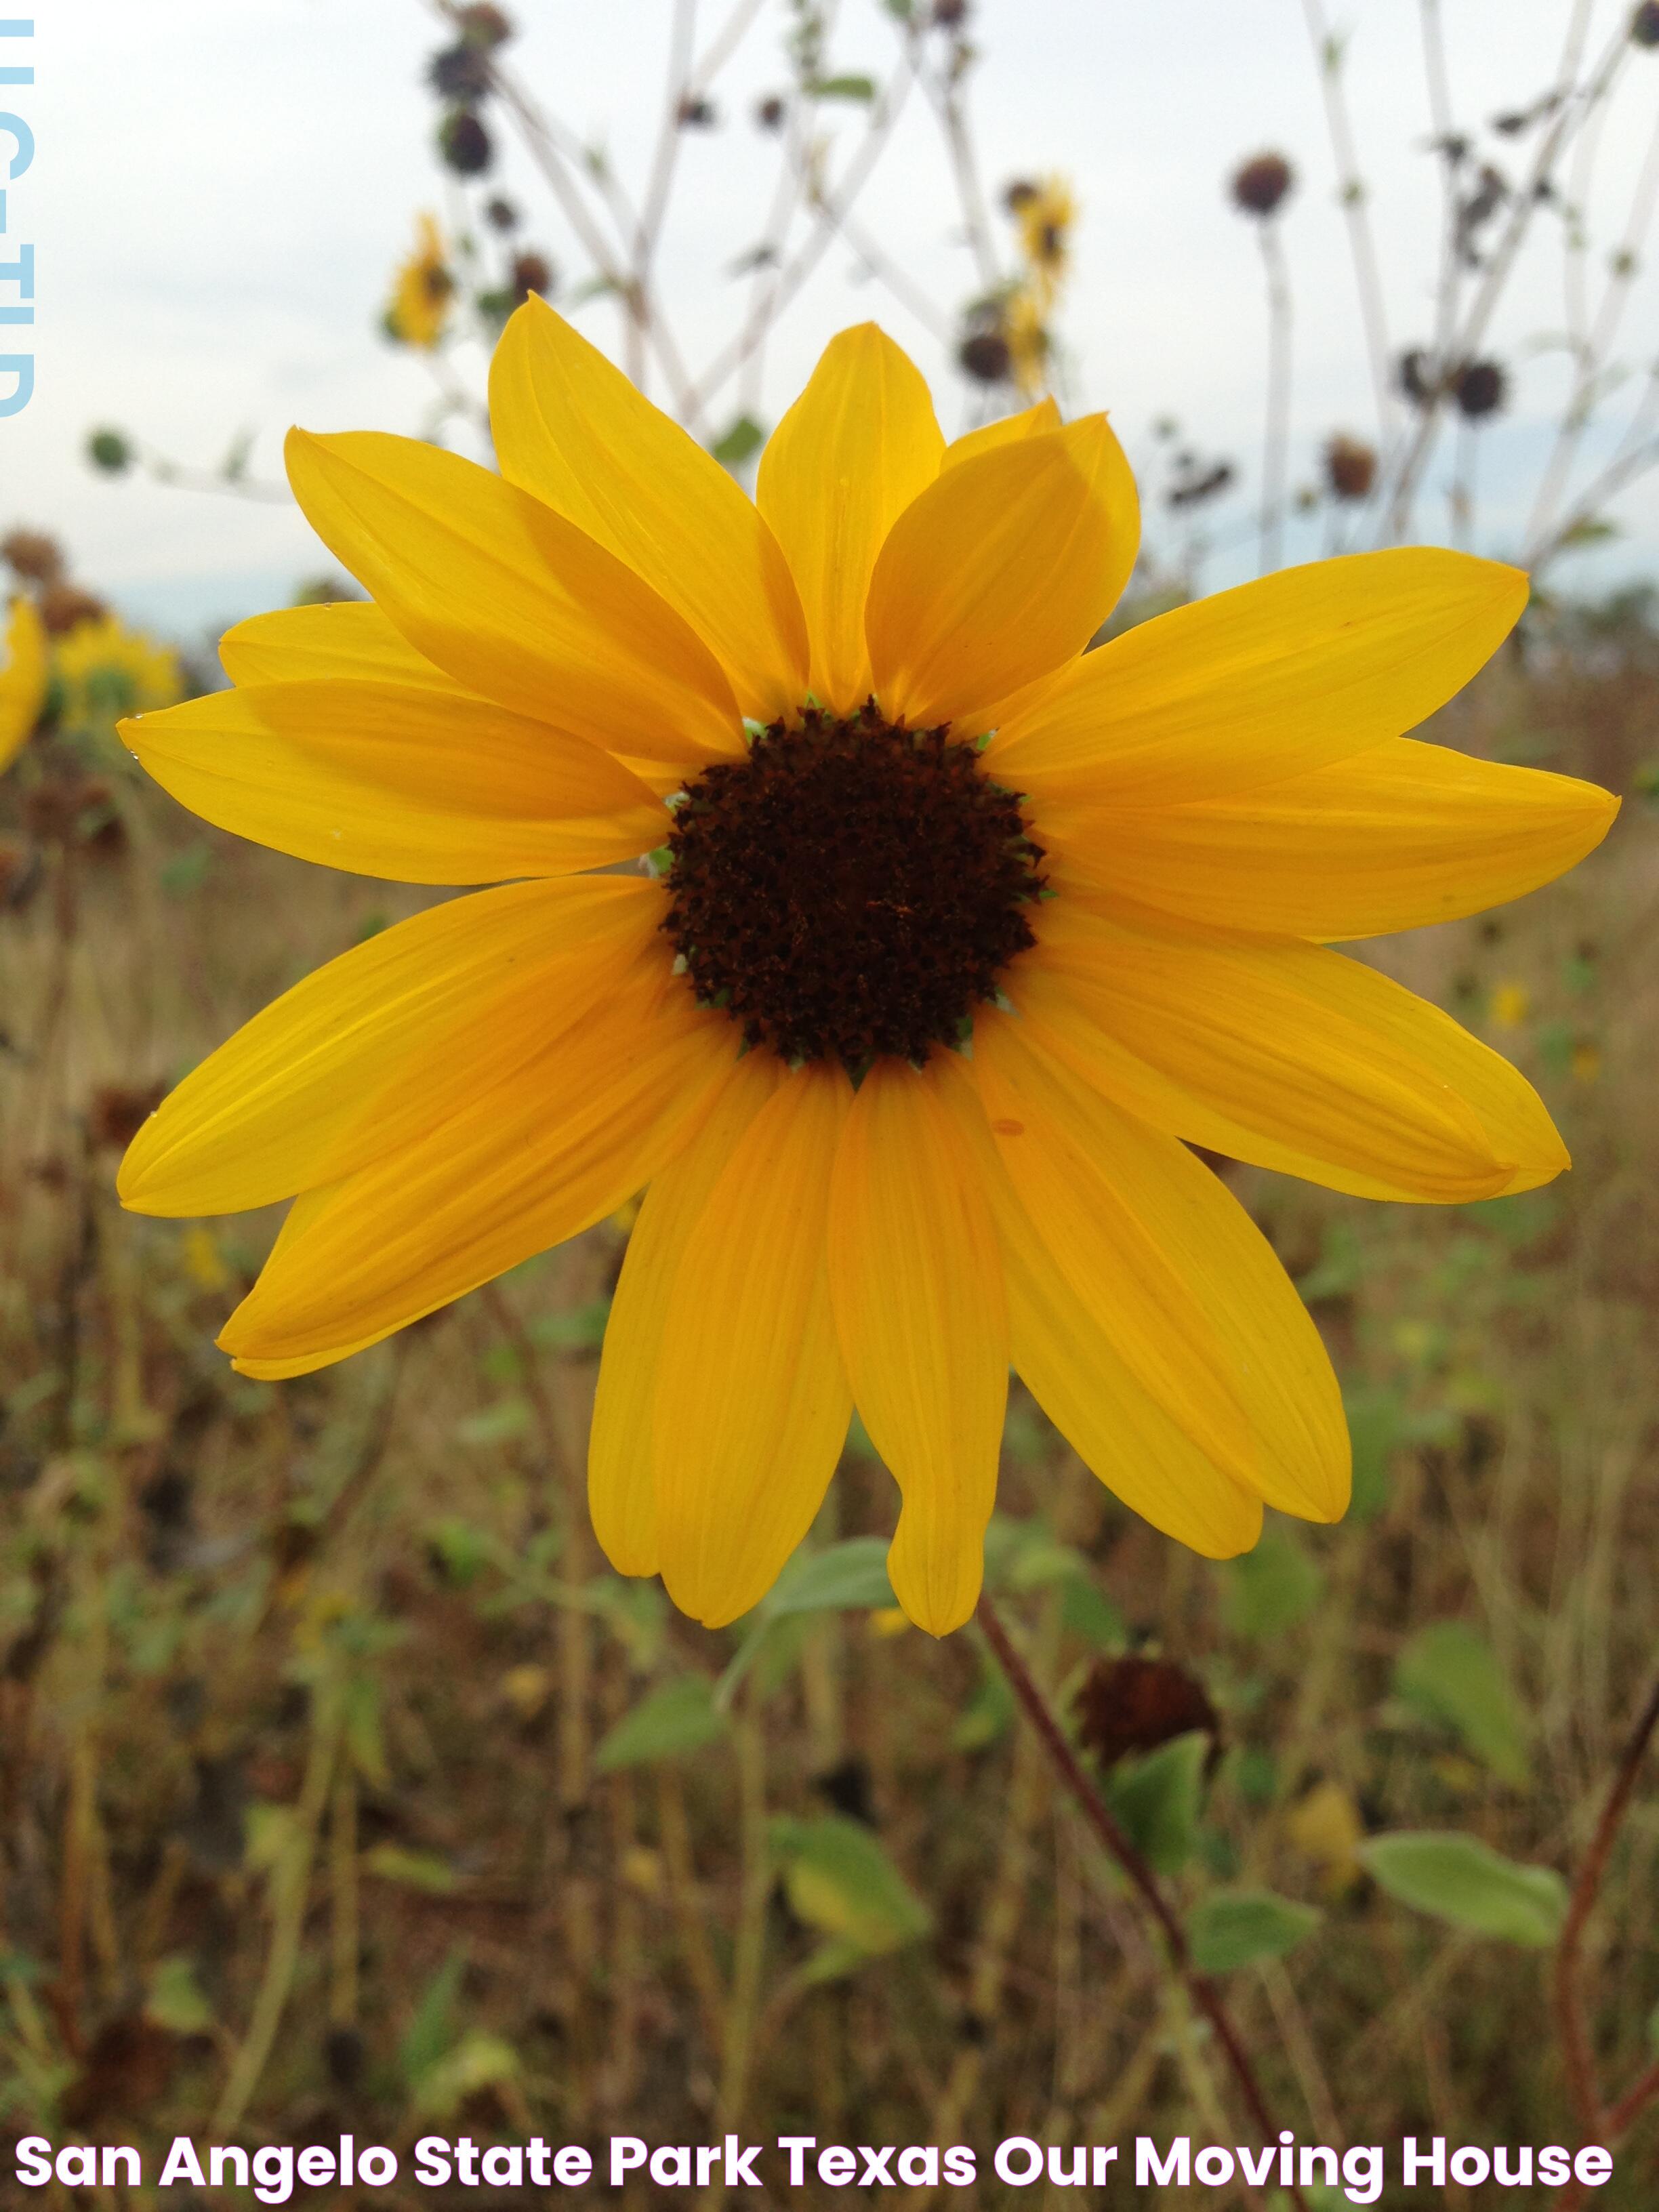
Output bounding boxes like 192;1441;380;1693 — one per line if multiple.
661;705;1045;1076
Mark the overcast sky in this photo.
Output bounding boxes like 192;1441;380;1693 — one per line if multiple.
6;0;1658;642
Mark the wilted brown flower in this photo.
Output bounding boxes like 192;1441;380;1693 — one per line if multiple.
1231;151;1294;218
510;251;552;304
1454;358;1509;419
437;109;493;176
958;329;1012;385
1074;1655;1223;1773
87;1080;167;1153
1324;433;1378;501
1;529;64;585
39;582;107;637
1632;1;1659;47
1002;177;1040;213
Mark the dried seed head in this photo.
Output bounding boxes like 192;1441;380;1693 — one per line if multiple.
1002;176;1040;213
428;41;492;100
677;95;717;128
455;3;513;47
958;329;1012;384
754;93;787;131
1;529;64;584
485;194;518;231
39;582;107;636
1454;356;1508;419
1323;433;1378;501
1074;1655;1223;1773
510;251;552;304
1632;1;1659;47
1230;150;1295;218
437;108;493;176
87;1080;167;1152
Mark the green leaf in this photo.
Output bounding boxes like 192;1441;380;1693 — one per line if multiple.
1394;1622;1531;1788
1342;1382;1402;1519
410;2028;522;2118
712;413;766;470
811;72;878;100
1104;1732;1208;1875
1060;1574;1126;1650
362;1844;458;1894
1296;1219;1366;1303
596;1675;728;1770
764;1536;897;1616
770;1814;930;1980
953;1645;1015;1750
144;1954;216;2034
453;1397;530;1446
1359;1830;1567;1946
1187;1889;1321;1973
1223;1525;1322;1639
399;1950;467;2087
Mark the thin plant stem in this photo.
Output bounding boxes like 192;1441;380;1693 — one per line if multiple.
1258;217;1293;575
1553;1660;1659;2142
1302;0;1393;443
975;1593;1311;2212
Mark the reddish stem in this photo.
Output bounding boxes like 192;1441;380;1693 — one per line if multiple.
977;1593;1309;2212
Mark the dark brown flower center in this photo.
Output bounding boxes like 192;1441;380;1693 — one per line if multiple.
661;705;1045;1076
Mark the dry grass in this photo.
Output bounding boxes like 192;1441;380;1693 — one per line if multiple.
2;608;1658;2207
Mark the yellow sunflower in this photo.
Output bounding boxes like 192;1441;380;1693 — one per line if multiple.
54;611;182;726
117;306;1617;1634
388;214;455;350
0;594;49;773
1013;175;1076;306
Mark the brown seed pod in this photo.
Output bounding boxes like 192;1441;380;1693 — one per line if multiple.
1074;1654;1223;1774
1632;1;1659;48
437;108;493;176
1;528;64;584
510;251;552;304
1230;151;1294;218
958;329;1012;384
1454;357;1509;419
1324;432;1378;501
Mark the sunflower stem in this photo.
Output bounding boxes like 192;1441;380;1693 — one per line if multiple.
975;1593;1310;2212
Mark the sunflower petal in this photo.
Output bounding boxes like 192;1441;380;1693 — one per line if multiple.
1023;902;1567;1202
284;427;743;766
827;1059;1006;1635
652;1066;853;1629
218;962;735;1373
975;1018;1347;1522
943;1042;1263;1555
987;548;1528;804
123;682;666;883
588;1050;785;1578
120;876;665;1216
1036;737;1620;941
489;298;810;718
865;413;1139;728
756;324;944;715
219;600;466;690
941;397;1062;470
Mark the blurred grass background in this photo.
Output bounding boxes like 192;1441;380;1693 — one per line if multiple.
2;584;1656;2203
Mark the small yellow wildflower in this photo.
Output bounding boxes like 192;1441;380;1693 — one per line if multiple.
55;613;182;726
1490;981;1530;1029
1285;1778;1364;1896
388;215;455;350
0;594;48;773
1013;175;1076;307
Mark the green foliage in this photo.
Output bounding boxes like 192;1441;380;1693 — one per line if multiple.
770;1814;931;1982
712;413;766;470
1223;1524;1322;1638
1359;1831;1568;1946
1393;1621;1532;1788
1104;1731;1209;1875
1187;1889;1322;1973
811;73;877;100
363;1844;459;1894
953;1643;1016;1750
596;1675;728;1771
766;1536;896;1616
